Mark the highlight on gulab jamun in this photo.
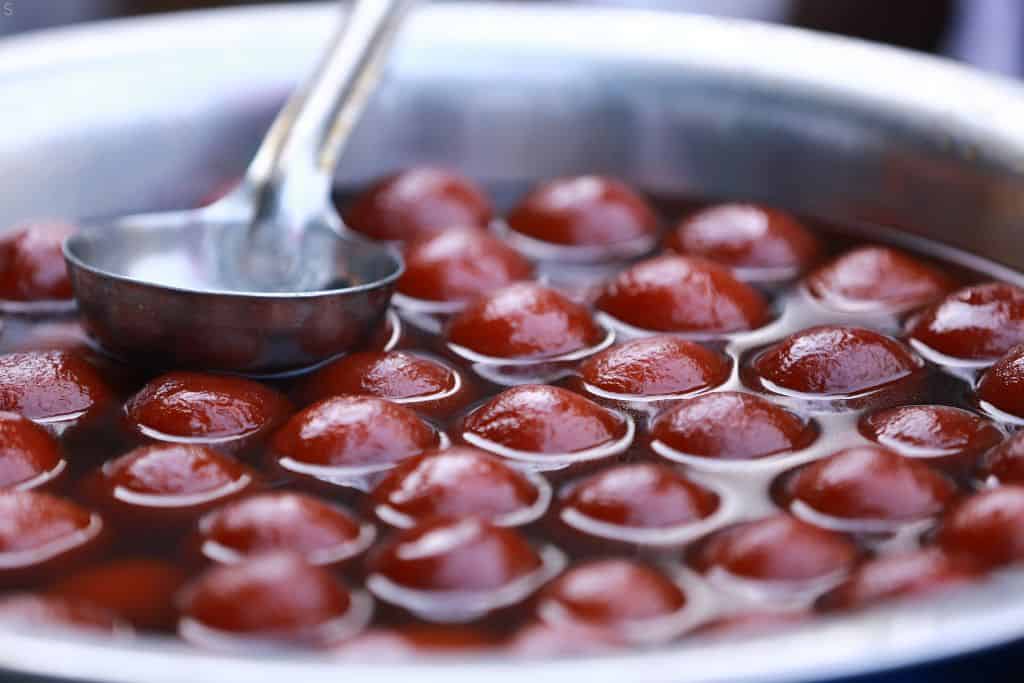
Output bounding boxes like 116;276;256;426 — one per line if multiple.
909;282;1024;362
0;221;76;304
860;405;1002;468
0;411;66;491
977;345;1024;420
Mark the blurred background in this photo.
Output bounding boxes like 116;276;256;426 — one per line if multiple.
0;0;1022;78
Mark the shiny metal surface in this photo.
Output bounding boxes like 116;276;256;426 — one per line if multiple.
62;0;412;375
3;2;1024;682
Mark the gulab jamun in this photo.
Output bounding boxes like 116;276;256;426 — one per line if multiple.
806;246;953;312
0;411;66;490
818;548;981;611
81;444;260;533
535;559;686;637
397;227;533;303
0;491;106;587
300;351;471;419
461;385;630;463
179;553;364;649
124;372;291;452
596;255;769;333
650;392;815;461
342;167;492;242
505;175;659;248
909;282;1024;361
752;325;921;396
576;336;729;398
0;351;112;424
980;432;1024;484
692;514;858;583
447;283;605;360
194;492;373;567
269;396;439;481
666;204;820;275
938;486;1024;567
978;345;1024;419
0;221;75;302
860;405;1002;467
369;447;548;528
780;446;956;525
49;558;188;631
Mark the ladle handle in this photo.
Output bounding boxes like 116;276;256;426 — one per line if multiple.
240;0;416;229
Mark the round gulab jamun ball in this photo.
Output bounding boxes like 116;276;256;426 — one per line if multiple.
460;385;630;463
505;175;659;248
534;559;686;636
938;486;1024;567
596;255;769;333
192;492;373;568
806;246;954;312
80;443;261;535
179;553;362;649
909;282;1024;361
575;336;729;398
269;396;439;484
977;345;1024;419
752;325;921;397
860;405;1002;469
691;514;858;583
666;204;820;275
779;446;957;525
650;391;815;461
0;411;66;490
0;490;106;588
397;226;533;304
0;221;76;302
300;351;472;419
369;447;548;528
342;167;492;242
979;432;1024;484
124;372;292;453
817;548;981;611
446;283;605;360
0;351;113;424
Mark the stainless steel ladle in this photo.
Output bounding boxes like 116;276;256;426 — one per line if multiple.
64;0;414;375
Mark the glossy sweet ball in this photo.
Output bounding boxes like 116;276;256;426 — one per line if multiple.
0;411;65;490
125;372;291;446
806;246;953;312
342;167;492;242
398;227;533;302
0;221;76;301
938;486;1024;567
980;432;1024;484
978;345;1024;418
0;351;113;422
300;351;469;418
83;444;260;532
369;448;544;527
650;391;814;460
195;492;369;567
447;283;604;359
860;405;1001;465
596;255;769;333
536;559;685;627
462;385;628;455
692;514;858;582
0;594;121;633
270;396;438;469
781;446;956;522
369;516;543;592
577;336;729;397
0;491;105;586
818;549;980;611
909;282;1024;361
506;175;659;247
561;464;717;529
49;558;188;631
667;204;820;273
752;325;921;396
180;553;353;643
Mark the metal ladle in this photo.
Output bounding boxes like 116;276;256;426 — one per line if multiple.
64;0;414;375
